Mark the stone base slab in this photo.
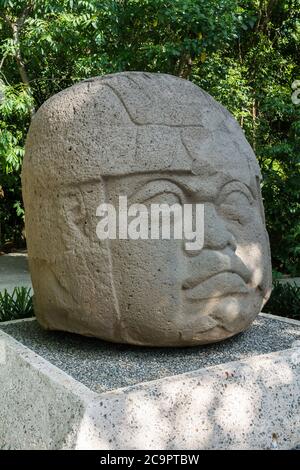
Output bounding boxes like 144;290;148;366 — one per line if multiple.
0;314;300;449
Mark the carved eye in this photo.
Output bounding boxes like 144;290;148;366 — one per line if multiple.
129;180;185;206
219;191;253;225
143;191;181;206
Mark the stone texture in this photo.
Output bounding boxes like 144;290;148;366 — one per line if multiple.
0;314;300;449
22;72;272;346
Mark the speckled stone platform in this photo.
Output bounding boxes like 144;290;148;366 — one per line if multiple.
1;314;300;393
1;313;300;450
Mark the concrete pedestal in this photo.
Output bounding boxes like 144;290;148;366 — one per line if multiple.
0;313;300;449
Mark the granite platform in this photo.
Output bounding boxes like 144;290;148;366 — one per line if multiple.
0;313;300;450
1;314;300;393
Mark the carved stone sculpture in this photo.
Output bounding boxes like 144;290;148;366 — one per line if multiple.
22;72;272;346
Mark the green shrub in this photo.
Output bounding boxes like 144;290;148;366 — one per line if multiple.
0;286;34;322
264;281;300;320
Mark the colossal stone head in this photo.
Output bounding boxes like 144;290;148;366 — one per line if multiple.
22;72;272;346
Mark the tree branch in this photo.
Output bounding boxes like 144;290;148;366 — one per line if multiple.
0;3;35;114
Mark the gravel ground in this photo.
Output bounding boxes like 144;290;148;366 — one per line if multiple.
1;315;300;393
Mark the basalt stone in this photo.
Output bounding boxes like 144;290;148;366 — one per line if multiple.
22;72;272;346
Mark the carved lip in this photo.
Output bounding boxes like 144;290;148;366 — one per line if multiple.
183;272;249;301
182;253;251;290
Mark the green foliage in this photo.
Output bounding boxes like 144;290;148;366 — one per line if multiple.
0;286;34;322
0;0;299;275
194;0;300;275
0;0;237;246
264;281;300;319
0;82;30;244
272;268;284;280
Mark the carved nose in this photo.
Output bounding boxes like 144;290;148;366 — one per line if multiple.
183;203;237;255
204;203;237;251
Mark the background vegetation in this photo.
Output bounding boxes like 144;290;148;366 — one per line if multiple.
0;0;299;275
0;286;33;321
265;280;300;318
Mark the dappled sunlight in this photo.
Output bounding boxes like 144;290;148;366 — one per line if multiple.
173;384;215;448
260;359;295;386
1;321;300;449
237;241;264;288
124;392;172;449
216;384;259;435
75;406;110;450
69;348;300;449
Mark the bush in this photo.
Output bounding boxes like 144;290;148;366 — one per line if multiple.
0;286;34;322
264;281;300;320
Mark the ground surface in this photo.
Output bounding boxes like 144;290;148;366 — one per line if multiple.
0;253;32;293
278;277;300;286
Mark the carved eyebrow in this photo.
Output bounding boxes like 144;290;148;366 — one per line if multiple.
129;179;185;204
217;181;254;204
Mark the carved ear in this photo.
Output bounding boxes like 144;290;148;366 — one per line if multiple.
61;191;87;240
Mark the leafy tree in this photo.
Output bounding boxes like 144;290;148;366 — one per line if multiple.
0;0;299;275
194;0;300;274
0;0;237;245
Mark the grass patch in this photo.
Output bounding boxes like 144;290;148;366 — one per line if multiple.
0;287;34;322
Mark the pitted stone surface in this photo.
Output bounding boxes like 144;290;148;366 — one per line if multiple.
22;72;272;345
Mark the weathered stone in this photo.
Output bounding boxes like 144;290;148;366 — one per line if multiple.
22;72;272;346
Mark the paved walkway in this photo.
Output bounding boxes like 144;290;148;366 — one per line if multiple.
278;277;300;286
0;253;32;293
